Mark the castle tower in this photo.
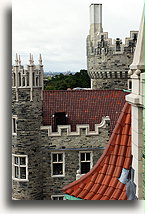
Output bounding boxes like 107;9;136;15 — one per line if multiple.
126;12;144;199
87;4;138;90
12;54;44;200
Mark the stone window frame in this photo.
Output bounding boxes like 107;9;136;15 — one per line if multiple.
12;115;17;135
12;154;28;182
51;195;65;200
79;151;93;175
51;152;65;177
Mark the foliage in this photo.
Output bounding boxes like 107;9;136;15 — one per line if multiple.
44;70;90;90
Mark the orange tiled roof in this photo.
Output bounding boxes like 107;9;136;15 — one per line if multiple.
62;102;131;200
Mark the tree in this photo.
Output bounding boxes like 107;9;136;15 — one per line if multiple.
44;70;91;90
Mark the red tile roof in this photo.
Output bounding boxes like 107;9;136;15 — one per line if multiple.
62;102;131;200
43;90;128;132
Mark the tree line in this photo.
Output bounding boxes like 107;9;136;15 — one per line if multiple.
44;70;91;90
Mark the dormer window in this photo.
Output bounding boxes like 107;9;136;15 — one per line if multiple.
53;112;67;132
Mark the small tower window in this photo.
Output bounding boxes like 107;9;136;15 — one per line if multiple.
53;112;67;131
13;73;16;87
12;116;17;135
22;77;25;87
33;72;35;86
36;76;39;86
18;73;21;86
27;72;29;86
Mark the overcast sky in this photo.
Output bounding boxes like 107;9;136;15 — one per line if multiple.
12;0;143;73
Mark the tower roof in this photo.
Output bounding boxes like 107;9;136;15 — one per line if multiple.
62;102;132;200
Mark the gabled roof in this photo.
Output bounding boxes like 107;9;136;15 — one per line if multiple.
43;90;128;133
62;102;131;200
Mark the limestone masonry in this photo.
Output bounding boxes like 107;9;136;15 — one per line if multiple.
87;4;138;90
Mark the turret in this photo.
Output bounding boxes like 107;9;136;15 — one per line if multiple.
12;54;44;200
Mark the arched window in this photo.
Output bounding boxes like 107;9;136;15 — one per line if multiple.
36;76;39;86
39;72;41;86
13;73;16;87
27;72;29;86
33;72;35;86
18;73;21;86
22;77;25;87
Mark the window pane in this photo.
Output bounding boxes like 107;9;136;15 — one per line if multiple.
58;154;63;162
53;154;57;162
52;197;57;200
20;157;26;165
81;162;90;174
20;167;26;179
14;157;19;164
13;118;16;133
53;163;63;175
59;197;63;200
81;153;85;161
86;153;90;161
15;166;19;178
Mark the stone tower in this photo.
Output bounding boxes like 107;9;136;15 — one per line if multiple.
12;54;44;200
126;12;144;199
87;4;138;90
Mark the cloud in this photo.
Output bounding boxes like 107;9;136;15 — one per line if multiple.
12;0;143;73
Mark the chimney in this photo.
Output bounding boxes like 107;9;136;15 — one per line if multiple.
89;4;103;35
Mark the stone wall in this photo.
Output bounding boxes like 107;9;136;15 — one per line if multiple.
40;125;110;199
12;88;43;200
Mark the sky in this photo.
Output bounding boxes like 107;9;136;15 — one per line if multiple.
12;0;143;73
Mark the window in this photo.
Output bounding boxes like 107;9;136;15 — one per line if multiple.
12;116;17;135
79;152;93;174
51;195;65;200
12;155;28;181
51;152;65;177
128;80;132;90
53;112;67;131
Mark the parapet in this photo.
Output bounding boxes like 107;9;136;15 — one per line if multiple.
40;116;110;137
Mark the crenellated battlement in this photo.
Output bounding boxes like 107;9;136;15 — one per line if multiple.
87;30;138;57
87;4;138;90
40;116;110;137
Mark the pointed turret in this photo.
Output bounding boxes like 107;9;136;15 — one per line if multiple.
39;54;42;65
15;53;19;66
18;55;21;66
130;12;143;71
29;53;33;65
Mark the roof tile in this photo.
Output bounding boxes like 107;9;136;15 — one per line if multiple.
63;103;132;200
43;90;127;133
